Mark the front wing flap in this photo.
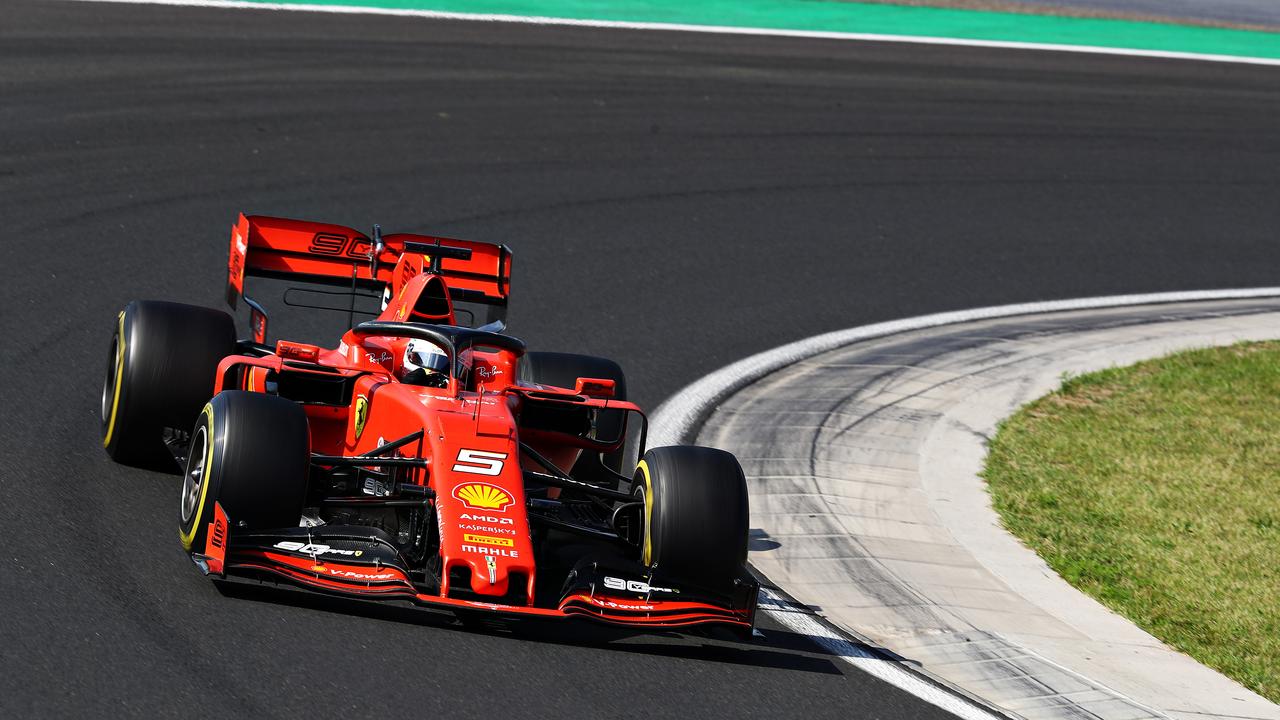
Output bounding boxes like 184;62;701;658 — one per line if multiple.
194;508;757;631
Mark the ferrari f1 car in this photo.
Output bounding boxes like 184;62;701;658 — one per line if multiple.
100;214;758;633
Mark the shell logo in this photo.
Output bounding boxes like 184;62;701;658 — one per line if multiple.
453;482;513;512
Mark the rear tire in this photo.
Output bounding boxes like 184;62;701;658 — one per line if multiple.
519;351;627;474
101;300;235;466
179;391;310;553
519;352;627;400
633;446;749;589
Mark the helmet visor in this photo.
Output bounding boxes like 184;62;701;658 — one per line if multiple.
405;341;451;376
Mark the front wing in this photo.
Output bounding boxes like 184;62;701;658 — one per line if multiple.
195;503;757;631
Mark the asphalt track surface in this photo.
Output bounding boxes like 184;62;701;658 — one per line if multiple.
2;1;1278;717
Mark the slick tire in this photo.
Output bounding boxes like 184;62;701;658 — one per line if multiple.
633;446;749;589
519;351;628;475
179;391;310;553
101;300;235;467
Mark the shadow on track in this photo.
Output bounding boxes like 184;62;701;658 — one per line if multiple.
213;579;844;675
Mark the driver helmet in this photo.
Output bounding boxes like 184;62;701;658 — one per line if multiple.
401;339;450;388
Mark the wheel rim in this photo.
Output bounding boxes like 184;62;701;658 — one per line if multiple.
100;333;118;429
181;424;208;525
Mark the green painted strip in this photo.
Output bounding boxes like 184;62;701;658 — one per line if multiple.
238;0;1280;60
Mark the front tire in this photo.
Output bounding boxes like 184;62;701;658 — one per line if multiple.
633;446;749;590
101;300;235;466
179;391;310;553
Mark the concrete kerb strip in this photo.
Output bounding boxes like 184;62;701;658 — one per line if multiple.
650;289;1280;720
902;306;1280;719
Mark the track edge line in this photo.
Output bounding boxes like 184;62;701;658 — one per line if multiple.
70;0;1280;67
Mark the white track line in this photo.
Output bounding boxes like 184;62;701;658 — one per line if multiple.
648;287;1280;447
652;287;1280;717
75;0;1280;67
758;588;1002;719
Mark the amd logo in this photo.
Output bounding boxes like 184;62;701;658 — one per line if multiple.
459;513;513;525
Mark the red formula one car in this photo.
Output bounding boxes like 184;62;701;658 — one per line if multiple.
101;214;757;634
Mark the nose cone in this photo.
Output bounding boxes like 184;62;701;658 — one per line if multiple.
432;404;534;603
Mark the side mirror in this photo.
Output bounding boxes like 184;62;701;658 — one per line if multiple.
276;340;321;362
575;377;616;399
245;297;268;345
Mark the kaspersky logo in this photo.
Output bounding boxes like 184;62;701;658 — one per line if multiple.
452;482;513;512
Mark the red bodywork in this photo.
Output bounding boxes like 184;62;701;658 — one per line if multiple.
199;214;756;631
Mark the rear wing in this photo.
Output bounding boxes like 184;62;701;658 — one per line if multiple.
226;213;512;311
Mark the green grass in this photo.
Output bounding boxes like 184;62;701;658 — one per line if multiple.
983;341;1280;702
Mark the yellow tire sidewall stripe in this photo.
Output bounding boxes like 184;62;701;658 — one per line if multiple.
637;459;654;566
178;403;216;551
101;311;127;448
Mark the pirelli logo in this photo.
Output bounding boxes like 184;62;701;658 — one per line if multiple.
463;533;514;548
